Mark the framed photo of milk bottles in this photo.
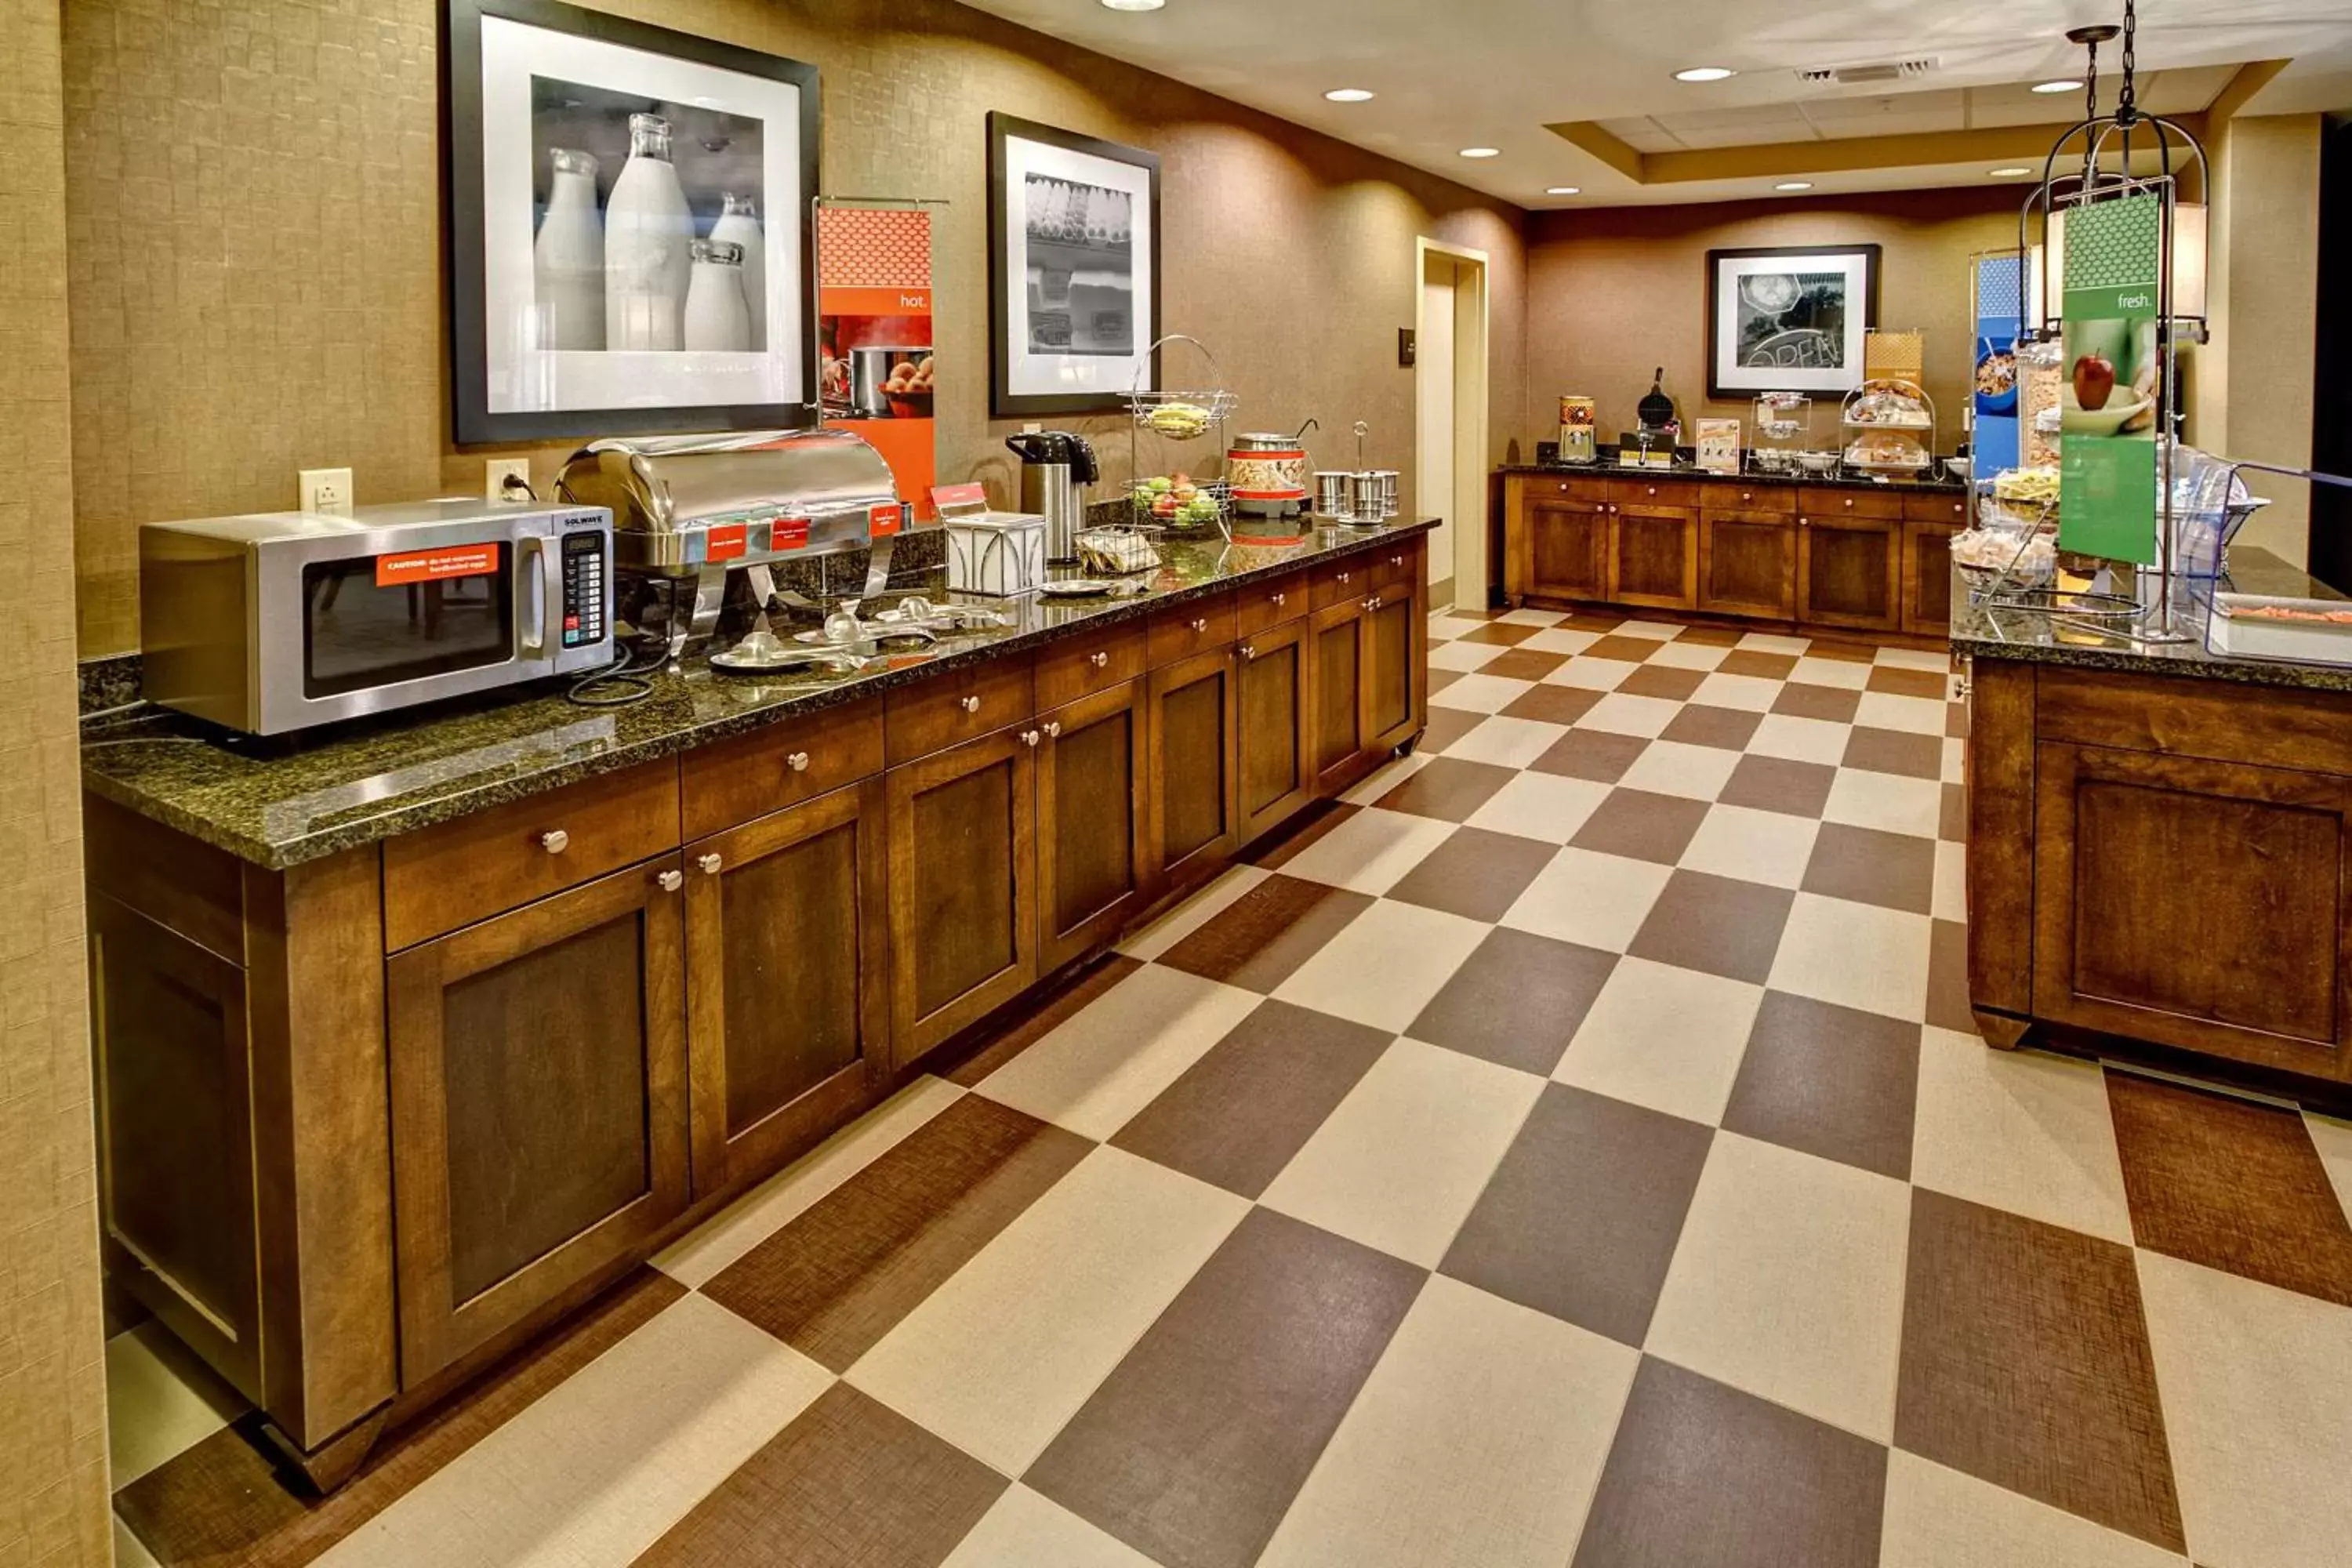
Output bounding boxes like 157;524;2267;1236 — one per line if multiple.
445;0;819;443
987;114;1161;418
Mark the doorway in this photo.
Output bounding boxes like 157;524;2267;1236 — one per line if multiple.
1416;240;1490;612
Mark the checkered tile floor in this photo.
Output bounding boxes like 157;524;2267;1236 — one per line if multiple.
111;607;2352;1568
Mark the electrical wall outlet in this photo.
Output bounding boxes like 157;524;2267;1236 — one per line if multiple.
486;458;532;501
299;466;354;517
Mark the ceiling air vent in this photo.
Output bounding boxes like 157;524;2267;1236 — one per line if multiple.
1797;58;1940;86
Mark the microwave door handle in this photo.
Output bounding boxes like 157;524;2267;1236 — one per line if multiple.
517;536;556;656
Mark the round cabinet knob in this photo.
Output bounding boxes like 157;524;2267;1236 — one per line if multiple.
539;829;570;855
1741;491;1754;502
1271;591;1286;607
1370;595;1384;611
1799;517;1810;528
1338;570;1352;583
1043;720;1062;739
1021;729;1041;747
1089;650;1109;668
1391;554;1404;567
1241;644;1257;661
1190;617;1208;633
1843;498;1855;509
786;750;810;772
1646;485;1657;496
698;853;723;876
1952;503;1964;516
960;695;982;713
657;869;684;892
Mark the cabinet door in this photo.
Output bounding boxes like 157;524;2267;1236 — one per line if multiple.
1364;580;1425;754
2033;742;2352;1081
1236;616;1315;845
887;728;1039;1063
1037;680;1149;974
1902;520;1958;635
1797;514;1903;631
1608;504;1698;609
1698;511;1797;619
1309;597;1372;795
1526;500;1610;601
684;780;889;1199
1148;646;1241;893
387;858;689;1381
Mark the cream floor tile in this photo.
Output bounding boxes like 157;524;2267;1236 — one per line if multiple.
1497;607;1569;627
1464;770;1613;844
1738;631;1813;655
1767;893;1933;1022
978;964;1262;1139
1791;655;1874;690
115;1516;163;1568
105;1320;248;1488
1646;639;1732;671
1259;1274;1639;1568
318;1294;830;1568
2136;1252;2352;1568
1426;614;1490;641
1747;713;1853;764
849;1146;1247;1474
1941;736;1966;784
1275;804;1457;895
1519;626;1603;657
942;1486;1163;1567
1876;646;1954;673
1500;846;1675;953
1616;739;1742;801
1933;840;1967;924
1272;898;1491;1033
1443;715;1572;770
1116;862;1271;960
1688;672;1783;713
1544;655;1635;692
1824;767;1945;839
2306;1110;2352;1227
1578;691;1684;739
1910;1028;2132;1243
1646;1132;1911;1442
1679;803;1821;890
1879;1450;2188;1568
655;1075;966;1287
1262;1038;1544;1266
1614;620;1685;640
1341;749;1431;804
1430;637;1508;673
1856;690;1950;735
1428;672;1532;713
1553;956;1764;1125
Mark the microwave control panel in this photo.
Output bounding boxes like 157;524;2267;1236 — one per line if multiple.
561;529;607;647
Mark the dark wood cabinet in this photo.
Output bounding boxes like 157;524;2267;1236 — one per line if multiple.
887;728;1039;1062
1236;615;1314;845
1902;520;1958;635
683;781;890;1200
1310;596;1372;794
1526;498;1610;601
1364;580;1425;753
1797;513;1903;631
387;858;690;1381
1147;645;1240;894
1036;680;1150;972
1699;510;1797;619
1609;504;1698;609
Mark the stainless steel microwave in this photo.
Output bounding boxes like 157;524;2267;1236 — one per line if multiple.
140;499;614;735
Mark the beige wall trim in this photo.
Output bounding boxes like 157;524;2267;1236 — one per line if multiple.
1546;116;2212;186
2207;60;2292;126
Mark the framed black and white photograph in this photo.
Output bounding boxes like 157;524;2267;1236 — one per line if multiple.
445;0;820;444
1704;244;1881;399
987;114;1160;418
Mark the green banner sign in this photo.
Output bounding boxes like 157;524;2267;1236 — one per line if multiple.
2058;194;2161;564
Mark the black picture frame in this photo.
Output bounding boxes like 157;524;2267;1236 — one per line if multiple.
442;0;822;445
987;112;1161;419
1703;242;1882;401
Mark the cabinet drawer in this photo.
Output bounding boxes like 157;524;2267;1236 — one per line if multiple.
1148;593;1236;666
1801;485;1905;521
1234;569;1311;637
2037;666;2352;778
1370;542;1422;591
1613;477;1704;510
679;695;884;841
885;654;1036;766
1706;483;1796;516
1519;475;1610;503
1312;554;1376;610
1903;490;1972;524
1036;618;1148;711
383;760;681;951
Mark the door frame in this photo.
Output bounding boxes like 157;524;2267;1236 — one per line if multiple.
1415;237;1491;613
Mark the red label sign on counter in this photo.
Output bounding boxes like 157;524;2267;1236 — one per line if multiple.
930;482;987;512
869;502;903;537
773;517;811;551
375;543;499;589
706;522;749;561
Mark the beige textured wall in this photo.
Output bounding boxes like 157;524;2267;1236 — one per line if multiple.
1523;187;2024;448
63;0;1526;656
0;0;109;1563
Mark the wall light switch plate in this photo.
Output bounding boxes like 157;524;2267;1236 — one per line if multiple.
299;466;354;517
1397;328;1417;368
485;458;532;500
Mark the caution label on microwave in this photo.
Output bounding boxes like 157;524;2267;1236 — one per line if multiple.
375;543;500;588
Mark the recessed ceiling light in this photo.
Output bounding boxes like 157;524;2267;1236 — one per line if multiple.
1546;186;1581;195
2031;78;2084;93
1775;180;1813;191
1674;66;1737;82
1323;87;1374;103
1098;0;1165;10
1459;147;1501;159
1988;165;2034;177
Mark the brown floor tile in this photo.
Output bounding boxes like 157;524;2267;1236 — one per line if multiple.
1722;992;1921;1179
1532;729;1651;784
1457;622;1541;646
1940;782;1966;841
1867;665;1951;700
1801;822;1937;915
1480;646;1570;682
1416;704;1486;757
1719;755;1837;818
1573;1358;1886;1568
1840;725;1944;779
1673;624;1748;647
1625;869;1794;984
1618;663;1708;702
1895;1190;2185;1552
1246;800;1360;870
1559;608;1628;633
1110;1000;1393;1198
1409;927;1618;1075
1717;648;1798;681
1159;873;1375;993
1925;918;1976;1034
1804;637;1882;663
2107;1071;2352;1307
1570;789;1712;865
1770;681;1864;724
702;1094;1091;1370
1502;683;1605;727
1027;1208;1424;1568
942;955;1145;1087
1441;1084;1711;1346
637;1383;1005;1567
1659;703;1763;751
1376;756;1519;822
1385;826;1559;924
1428;666;1463;695
1583;633;1664;663
114;1269;686;1568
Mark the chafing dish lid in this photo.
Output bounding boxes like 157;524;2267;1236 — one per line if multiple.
558;427;900;535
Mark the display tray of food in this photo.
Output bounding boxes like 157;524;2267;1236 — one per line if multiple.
2206;593;2352;665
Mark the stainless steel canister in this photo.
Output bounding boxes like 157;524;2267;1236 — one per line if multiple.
1345;472;1383;524
1314;471;1352;518
1369;470;1399;519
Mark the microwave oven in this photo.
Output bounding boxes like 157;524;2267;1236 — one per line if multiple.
140;499;615;736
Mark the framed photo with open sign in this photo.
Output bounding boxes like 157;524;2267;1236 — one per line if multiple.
1704;243;1881;400
987;113;1161;418
444;0;821;444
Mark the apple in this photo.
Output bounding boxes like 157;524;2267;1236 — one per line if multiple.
2074;353;2116;412
1152;494;1178;520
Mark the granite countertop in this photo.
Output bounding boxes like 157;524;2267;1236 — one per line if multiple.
82;517;1437;869
1951;546;2352;694
1497;462;1969;495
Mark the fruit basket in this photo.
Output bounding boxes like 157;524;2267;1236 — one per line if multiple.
1127;333;1236;539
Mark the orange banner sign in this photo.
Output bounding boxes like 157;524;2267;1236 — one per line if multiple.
375;543;499;589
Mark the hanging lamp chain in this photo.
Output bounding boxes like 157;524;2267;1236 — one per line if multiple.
2117;0;2140;122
